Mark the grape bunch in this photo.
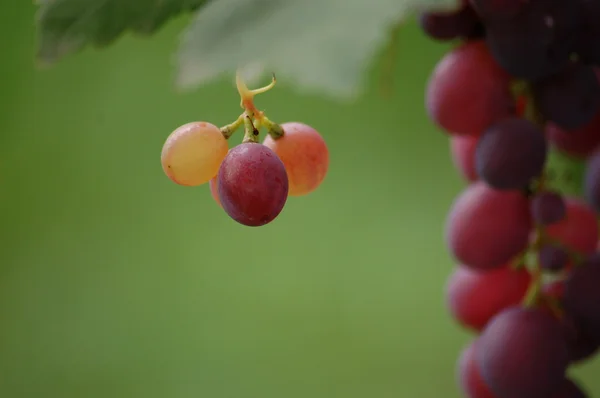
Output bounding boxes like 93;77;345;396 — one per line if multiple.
160;73;329;227
420;1;600;397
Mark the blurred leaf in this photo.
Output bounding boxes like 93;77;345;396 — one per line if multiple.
36;0;209;64
545;149;586;198
176;0;457;100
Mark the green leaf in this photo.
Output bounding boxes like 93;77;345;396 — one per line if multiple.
176;0;457;100
36;0;209;64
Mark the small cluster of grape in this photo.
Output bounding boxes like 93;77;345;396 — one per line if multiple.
420;1;600;397
160;74;329;227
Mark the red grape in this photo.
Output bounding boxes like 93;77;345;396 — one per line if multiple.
450;135;478;182
446;264;531;331
457;341;497;398
530;190;566;226
563;254;600;341
419;3;482;41
538;244;569;272
217;143;289;226
445;182;532;270
477;307;569;398
425;40;515;137
545;198;598;255
584;149;600;212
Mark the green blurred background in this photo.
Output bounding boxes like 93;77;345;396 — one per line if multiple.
1;2;598;397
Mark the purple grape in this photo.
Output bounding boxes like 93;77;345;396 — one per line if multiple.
476;306;569;398
475;117;547;190
530;190;567;225
419;4;483;41
538;244;569;271
562;315;600;363
584;149;600;212
563;254;600;341
552;378;588;398
217;143;289;227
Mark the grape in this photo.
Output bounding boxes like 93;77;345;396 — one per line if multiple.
538;244;568;271
445;182;532;270
576;0;600;65
209;176;221;207
563;254;600;340
468;0;524;22
530;190;566;225
217;143;288;226
425;40;515;137
450;135;478;182
531;63;600;130
546;198;599;255
552;379;587;398
475;117;547;190
446;264;531;331
476;307;569;398
262;122;329;196
484;0;580;80
419;3;482;41
584;149;600;212
161;122;229;186
457;341;497;398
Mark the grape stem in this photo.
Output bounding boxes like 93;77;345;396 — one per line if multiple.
242;114;260;144
220;114;245;139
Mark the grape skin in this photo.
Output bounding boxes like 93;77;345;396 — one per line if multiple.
262;122;329;197
530;190;566;226
209;176;221;207
450;135;479;182
538;244;568;272
584;149;600;212
217;143;288;227
468;0;524;22
419;2;482;41
445;182;532;270
476;307;570;398
446;265;530;331
457;341;497;398
161;122;229;186
553;379;587;398
475;117;547;190
563;254;600;341
545;198;599;255
425;40;515;137
531;63;600;130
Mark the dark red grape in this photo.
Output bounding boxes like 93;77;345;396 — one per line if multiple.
457;341;497;398
584;149;600;211
530;190;566;225
546;198;599;255
445;182;532;270
531;62;600;130
563;254;600;340
538;244;569;271
475;117;547;190
446;265;531;331
450;135;479;182
469;0;525;22
217;143;289;226
484;0;580;80
476;307;569;398
552;378;588;398
576;0;600;65
419;3;483;41
426;40;516;137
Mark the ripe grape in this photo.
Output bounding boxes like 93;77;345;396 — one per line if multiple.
419;3;482;41
546;106;600;159
563;254;600;340
552;379;587;398
468;0;524;22
484;0;580;80
545;198;598;255
425;40;515;137
577;0;600;65
262;122;329;196
209;176;221;207
475;117;547;190
161;122;229;186
217;143;288;226
450;135;478;182
445;182;532;270
538;244;568;272
446;265;531;331
476;307;570;398
531;63;600;130
584;149;600;212
530;190;566;226
457;341;497;398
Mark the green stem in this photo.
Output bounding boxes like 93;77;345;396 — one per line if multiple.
220;114;245;139
261;116;285;140
242;114;260;143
